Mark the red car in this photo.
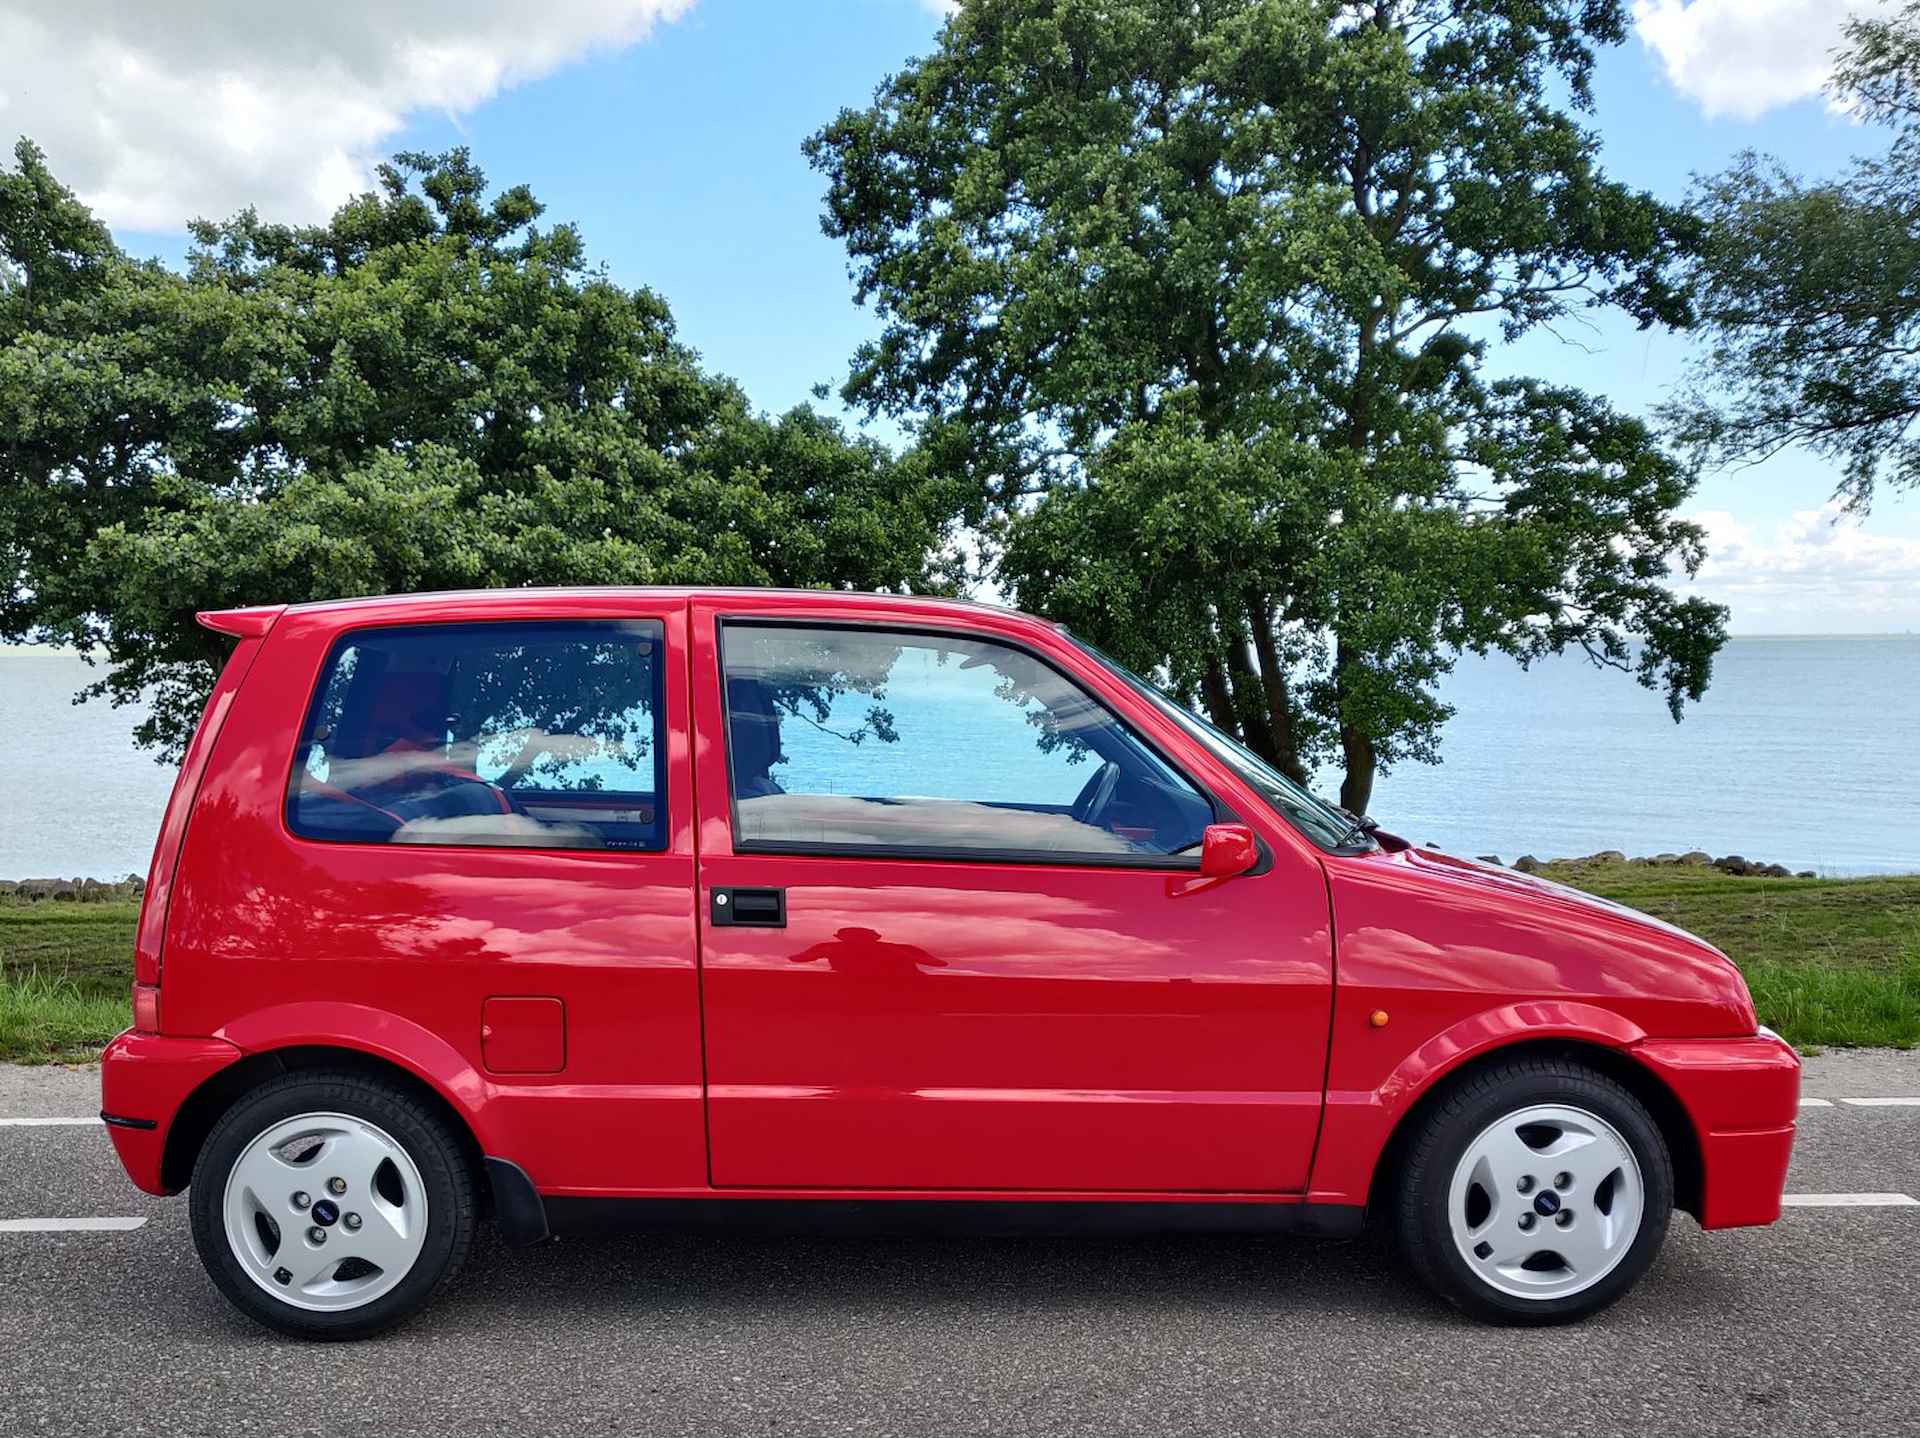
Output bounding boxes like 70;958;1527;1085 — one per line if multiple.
99;588;1798;1338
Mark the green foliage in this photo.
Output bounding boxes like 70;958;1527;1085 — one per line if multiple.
1;143;966;755
1671;3;1920;510
807;0;1726;810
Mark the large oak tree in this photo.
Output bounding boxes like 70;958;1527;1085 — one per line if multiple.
808;0;1727;811
1;144;965;755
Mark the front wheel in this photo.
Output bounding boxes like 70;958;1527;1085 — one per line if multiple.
1395;1058;1673;1324
189;1071;477;1340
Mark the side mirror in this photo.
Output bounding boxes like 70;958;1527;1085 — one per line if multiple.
1199;823;1259;879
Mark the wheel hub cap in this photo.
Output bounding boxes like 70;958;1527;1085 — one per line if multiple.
221;1112;429;1313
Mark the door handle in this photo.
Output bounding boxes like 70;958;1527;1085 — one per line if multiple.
711;887;785;928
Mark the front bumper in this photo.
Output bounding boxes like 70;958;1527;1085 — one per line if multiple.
1633;1027;1801;1229
99;1030;243;1195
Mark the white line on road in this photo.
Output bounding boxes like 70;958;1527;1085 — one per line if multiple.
0;1116;102;1127
1781;1193;1920;1208
0;1216;148;1232
1839;1097;1920;1108
1799;1098;1834;1107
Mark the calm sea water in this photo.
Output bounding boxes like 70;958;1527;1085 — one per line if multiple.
2;636;1915;878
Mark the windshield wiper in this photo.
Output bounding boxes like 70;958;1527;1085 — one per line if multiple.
1333;807;1380;849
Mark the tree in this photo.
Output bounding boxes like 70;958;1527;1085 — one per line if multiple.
807;0;1728;812
1;143;965;755
1671;2;1920;511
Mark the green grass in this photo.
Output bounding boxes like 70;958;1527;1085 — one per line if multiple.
2;866;1916;1059
0;968;133;1064
0;900;138;1063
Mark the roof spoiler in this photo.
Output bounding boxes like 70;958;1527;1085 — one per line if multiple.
195;604;286;640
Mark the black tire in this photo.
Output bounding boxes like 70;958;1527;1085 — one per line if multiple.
1394;1057;1673;1325
189;1070;478;1340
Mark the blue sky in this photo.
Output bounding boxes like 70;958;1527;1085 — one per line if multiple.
10;0;1916;632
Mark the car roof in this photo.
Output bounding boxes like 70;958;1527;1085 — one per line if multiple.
199;587;1060;639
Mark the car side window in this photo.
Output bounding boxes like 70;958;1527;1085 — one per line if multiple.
720;623;1213;860
287;619;665;851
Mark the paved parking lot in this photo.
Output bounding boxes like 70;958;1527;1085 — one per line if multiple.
2;1053;1917;1438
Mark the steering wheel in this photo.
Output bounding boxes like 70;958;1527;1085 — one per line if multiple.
1069;760;1122;830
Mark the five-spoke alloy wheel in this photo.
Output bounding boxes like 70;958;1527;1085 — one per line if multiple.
1397;1059;1673;1324
191;1072;476;1340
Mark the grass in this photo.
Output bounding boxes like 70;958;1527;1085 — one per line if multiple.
0;900;139;1063
0;968;133;1064
1;865;1916;1060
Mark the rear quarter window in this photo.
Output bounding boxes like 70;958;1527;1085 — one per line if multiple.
285;619;666;851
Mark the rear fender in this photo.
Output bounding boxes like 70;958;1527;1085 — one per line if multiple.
215;1002;498;1147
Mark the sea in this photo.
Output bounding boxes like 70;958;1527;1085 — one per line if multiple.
2;635;1916;879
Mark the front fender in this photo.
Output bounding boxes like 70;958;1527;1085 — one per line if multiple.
1307;1001;1646;1206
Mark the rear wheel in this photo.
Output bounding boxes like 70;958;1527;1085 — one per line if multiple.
189;1071;477;1340
1395;1058;1673;1324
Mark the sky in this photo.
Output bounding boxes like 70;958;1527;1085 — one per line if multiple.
2;0;1915;635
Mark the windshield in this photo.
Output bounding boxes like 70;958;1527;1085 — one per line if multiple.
1068;637;1368;852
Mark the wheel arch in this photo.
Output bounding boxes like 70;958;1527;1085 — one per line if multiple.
161;1042;487;1199
1364;1037;1705;1224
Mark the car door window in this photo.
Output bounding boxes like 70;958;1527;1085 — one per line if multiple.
288;619;665;850
719;623;1213;860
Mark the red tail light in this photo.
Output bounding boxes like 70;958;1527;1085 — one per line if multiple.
132;983;161;1034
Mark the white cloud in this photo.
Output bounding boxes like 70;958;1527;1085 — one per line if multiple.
1683;503;1920;632
1631;0;1897;120
0;0;695;232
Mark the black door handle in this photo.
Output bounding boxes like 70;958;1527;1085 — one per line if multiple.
711;887;785;927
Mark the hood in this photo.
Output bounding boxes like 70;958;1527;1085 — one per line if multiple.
1399;847;1726;956
1324;843;1757;1040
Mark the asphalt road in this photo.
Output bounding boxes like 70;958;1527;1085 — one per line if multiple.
2;1053;1917;1438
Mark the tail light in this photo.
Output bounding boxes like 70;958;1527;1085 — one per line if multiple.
132;983;161;1034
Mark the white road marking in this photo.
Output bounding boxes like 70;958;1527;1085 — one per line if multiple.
1839;1097;1920;1108
1780;1193;1920;1208
0;1216;148;1233
1799;1098;1834;1107
0;1116;103;1127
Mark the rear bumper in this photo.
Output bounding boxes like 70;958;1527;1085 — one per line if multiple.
1633;1027;1801;1229
98;1030;243;1195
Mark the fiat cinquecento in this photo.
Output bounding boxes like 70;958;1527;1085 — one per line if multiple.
99;588;1798;1338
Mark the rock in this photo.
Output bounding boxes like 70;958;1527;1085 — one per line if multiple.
1712;855;1749;875
1476;855;1502;866
1797;870;1817;880
1514;855;1540;873
50;878;78;900
1585;850;1628;865
1651;853;1681;865
0;880;16;897
1763;864;1793;878
1679;851;1711;865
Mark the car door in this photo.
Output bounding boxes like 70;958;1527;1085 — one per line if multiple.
691;600;1334;1194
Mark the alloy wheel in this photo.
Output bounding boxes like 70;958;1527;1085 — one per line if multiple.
1445;1103;1645;1301
221;1111;430;1312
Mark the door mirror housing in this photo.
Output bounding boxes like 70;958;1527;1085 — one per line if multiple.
1198;823;1259;879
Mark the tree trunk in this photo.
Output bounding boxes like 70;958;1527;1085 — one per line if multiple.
1199;654;1239;737
1223;642;1277;762
1338;722;1377;816
1245;597;1310;786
